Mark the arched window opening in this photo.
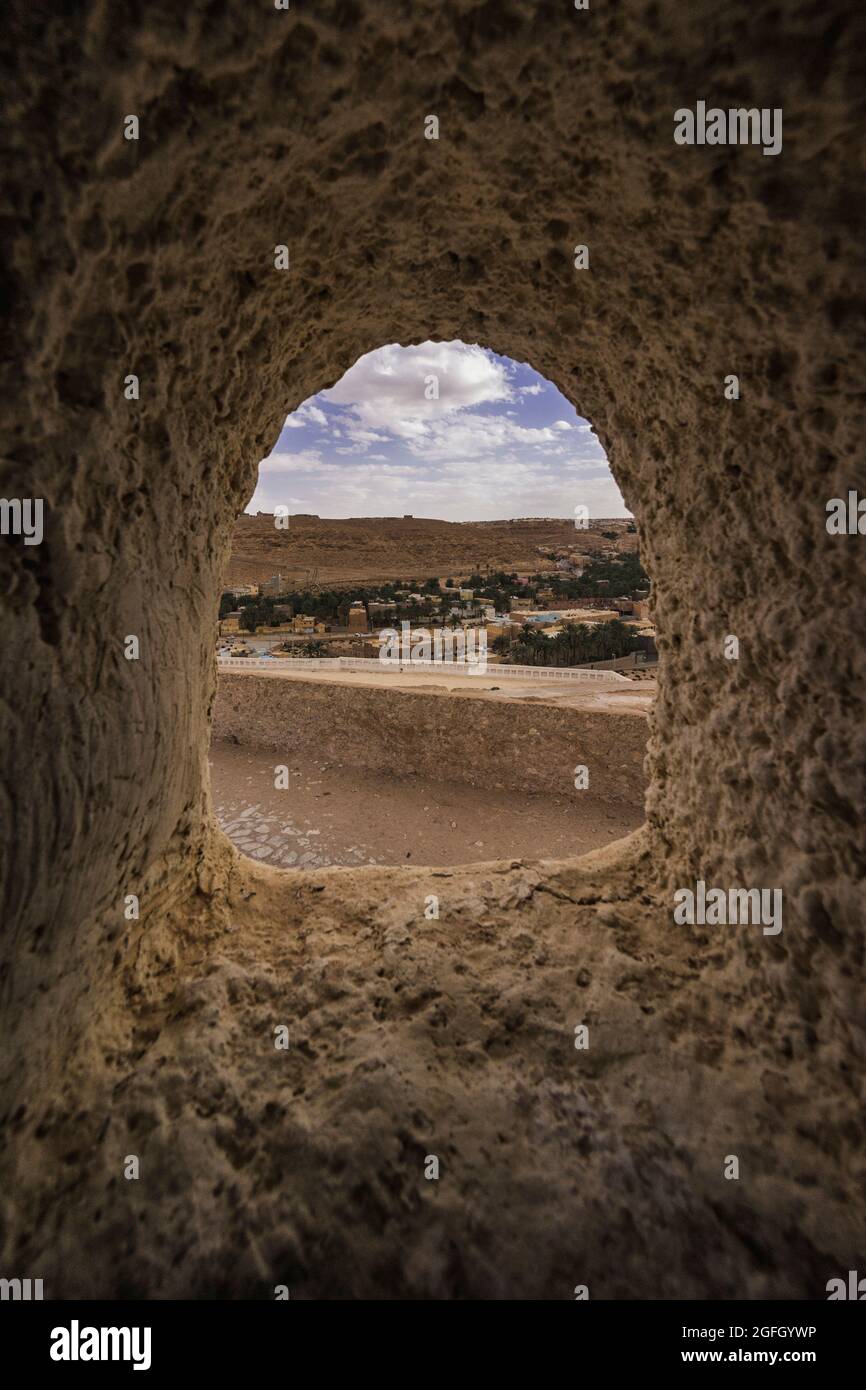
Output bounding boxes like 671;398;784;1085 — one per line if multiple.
209;342;654;869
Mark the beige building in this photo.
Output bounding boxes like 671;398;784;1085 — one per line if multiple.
347;602;368;633
545;607;620;624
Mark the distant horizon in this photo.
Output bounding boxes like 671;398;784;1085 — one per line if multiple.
239;510;634;524
246;342;632;522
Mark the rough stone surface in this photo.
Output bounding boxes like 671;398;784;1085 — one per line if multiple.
1;1;865;1297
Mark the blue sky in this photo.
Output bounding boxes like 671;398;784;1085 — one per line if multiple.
247;341;630;522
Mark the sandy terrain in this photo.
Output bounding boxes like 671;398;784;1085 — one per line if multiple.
210;743;644;868
227;513;637;587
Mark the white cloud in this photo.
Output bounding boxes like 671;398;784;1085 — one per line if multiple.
393;410;597;464
249;450;628;521
283;403;328;429
248;341;630;521
321;340;513;434
332;421;391;453
259;449;323;473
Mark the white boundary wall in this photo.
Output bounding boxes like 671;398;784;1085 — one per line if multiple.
217;655;630;683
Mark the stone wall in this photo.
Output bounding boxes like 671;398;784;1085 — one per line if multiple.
212;673;648;807
1;0;865;1300
2;0;863;1012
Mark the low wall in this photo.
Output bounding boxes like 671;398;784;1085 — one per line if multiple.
217;654;630;682
212;673;649;808
574;652;657;671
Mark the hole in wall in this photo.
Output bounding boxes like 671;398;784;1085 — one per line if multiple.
208;341;655;870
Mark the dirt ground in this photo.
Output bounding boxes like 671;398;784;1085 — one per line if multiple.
210;742;644;868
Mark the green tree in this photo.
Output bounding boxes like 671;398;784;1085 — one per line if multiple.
504;618;638;667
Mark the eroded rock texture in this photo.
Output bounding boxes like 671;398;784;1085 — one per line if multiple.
0;0;864;1297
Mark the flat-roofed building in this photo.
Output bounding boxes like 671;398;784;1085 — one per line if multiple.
347;601;368;633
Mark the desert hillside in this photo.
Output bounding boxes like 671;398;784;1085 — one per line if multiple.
227;513;638;587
